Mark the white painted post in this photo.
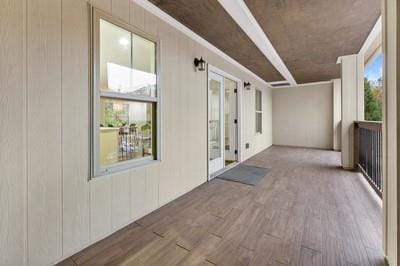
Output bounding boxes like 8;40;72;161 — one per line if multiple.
337;54;364;169
333;78;342;151
382;0;399;263
357;54;365;121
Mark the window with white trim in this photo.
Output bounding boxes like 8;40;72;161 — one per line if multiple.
255;89;262;134
91;10;159;177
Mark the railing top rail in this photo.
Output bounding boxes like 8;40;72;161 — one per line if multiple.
355;121;382;131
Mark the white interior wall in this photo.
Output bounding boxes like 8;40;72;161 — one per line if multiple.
0;0;273;265
272;82;334;149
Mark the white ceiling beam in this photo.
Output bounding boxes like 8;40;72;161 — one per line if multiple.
359;16;382;55
270;80;333;89
218;0;297;86
269;81;290;85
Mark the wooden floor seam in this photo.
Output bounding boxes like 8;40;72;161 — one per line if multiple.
58;146;385;266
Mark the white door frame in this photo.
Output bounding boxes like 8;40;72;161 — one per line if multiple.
207;64;243;181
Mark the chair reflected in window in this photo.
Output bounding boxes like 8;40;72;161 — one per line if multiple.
99;98;153;168
93;15;158;176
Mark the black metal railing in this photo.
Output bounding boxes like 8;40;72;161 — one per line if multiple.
354;121;383;197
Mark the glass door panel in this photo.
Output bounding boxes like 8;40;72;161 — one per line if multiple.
208;72;224;175
224;77;237;165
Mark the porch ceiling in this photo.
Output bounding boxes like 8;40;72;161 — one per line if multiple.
147;0;284;82
148;0;380;84
243;0;381;84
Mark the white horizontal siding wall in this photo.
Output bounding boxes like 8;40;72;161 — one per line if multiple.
0;0;273;265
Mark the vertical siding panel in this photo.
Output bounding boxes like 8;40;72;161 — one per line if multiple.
130;2;145;30
187;38;196;188
145;165;160;213
111;0;129;22
165;26;181;202
158;22;177;205
61;0;90;256
188;39;205;188
89;0;112;245
89;0;111;11
0;0;26;265
170;28;182;196
90;177;112;241
130;168;146;221
144;11;158;37
27;0;63;264
111;171;131;230
196;41;208;186
179;34;191;193
193;39;206;187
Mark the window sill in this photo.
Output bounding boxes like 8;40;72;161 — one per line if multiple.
92;157;160;179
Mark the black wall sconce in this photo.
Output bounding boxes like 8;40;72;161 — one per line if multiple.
194;57;206;71
244;81;251;90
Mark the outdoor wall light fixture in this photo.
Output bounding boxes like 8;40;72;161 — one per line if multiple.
194;57;206;71
244;81;251;90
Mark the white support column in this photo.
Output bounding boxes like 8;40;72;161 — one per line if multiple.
357;54;365;121
337;54;364;169
383;0;399;264
333;78;342;151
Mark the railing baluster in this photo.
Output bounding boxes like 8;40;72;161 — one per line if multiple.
354;121;382;198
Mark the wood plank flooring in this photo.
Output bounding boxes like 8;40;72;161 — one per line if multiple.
58;146;385;266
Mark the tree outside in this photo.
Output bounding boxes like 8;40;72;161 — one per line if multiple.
364;53;383;121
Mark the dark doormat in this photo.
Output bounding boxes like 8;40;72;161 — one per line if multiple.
217;164;271;186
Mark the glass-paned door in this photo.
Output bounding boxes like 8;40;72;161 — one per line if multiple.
208;71;224;175
224;77;238;166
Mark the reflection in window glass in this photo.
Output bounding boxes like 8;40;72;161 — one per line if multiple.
132;34;156;74
100;19;156;97
364;52;383;121
256;113;262;134
99;98;154;167
94;14;158;176
209;79;221;161
255;89;262;134
256;90;262;112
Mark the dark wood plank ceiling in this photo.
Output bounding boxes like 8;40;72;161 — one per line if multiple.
148;0;284;82
244;0;381;84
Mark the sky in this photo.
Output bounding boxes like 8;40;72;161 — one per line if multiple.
364;53;383;83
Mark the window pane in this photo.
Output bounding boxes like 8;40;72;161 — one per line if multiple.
363;52;383;121
255;90;262;111
209;79;221;161
99;98;154;167
224;77;236;151
256;112;262;133
132;34;156;75
100;19;156;97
